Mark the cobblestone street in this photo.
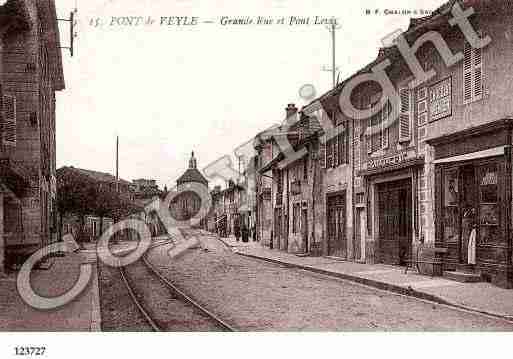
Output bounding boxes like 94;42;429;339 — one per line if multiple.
147;233;513;331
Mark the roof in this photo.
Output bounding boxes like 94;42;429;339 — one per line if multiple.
176;168;209;185
299;0;471;114
60;166;132;186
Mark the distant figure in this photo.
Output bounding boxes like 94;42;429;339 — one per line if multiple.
241;224;249;243
234;219;241;242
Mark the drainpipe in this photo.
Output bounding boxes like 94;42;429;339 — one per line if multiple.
311;141;317;255
0;192;4;275
351;118;356;261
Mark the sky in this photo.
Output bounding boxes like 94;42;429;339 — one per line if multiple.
54;0;446;189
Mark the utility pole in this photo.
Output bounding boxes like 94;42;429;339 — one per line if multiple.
323;20;341;89
116;135;119;193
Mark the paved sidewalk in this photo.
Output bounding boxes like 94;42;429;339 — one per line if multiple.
0;251;100;331
218;235;513;321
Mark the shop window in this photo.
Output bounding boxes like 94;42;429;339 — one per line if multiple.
443;169;459;243
478;163;499;243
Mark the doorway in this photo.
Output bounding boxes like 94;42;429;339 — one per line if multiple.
377;179;412;265
355;208;366;262
441;159;502;266
327;192;346;258
301;207;308;253
274;208;282;250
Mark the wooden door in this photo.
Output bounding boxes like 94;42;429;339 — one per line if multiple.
377;179;412;265
327;193;346;258
301;208;308;252
355;208;366;262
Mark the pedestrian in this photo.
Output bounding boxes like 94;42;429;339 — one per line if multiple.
241;223;249;243
252;225;257;241
234;218;241;242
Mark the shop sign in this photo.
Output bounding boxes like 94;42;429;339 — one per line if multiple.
429;77;451;121
367;152;408;170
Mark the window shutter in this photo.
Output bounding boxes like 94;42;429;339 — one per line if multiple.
463;40;473;104
473;46;483;101
381;105;389;149
338;132;344;165
332;136;338;167
319;142;326;168
399;88;411;141
366;118;372;154
3;94;16;145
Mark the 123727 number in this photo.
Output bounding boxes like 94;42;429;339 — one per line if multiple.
14;347;46;356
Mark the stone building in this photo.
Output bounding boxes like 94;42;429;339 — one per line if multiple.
254;124;279;247
321;0;513;287
170;151;209;228
0;0;65;271
250;0;513;288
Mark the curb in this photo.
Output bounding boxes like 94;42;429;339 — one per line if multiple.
90;262;102;332
236;251;513;323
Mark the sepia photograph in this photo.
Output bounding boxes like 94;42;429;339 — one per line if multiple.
0;0;512;358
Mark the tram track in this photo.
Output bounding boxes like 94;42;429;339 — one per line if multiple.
118;246;236;332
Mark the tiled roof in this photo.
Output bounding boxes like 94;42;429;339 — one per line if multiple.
176;168;208;185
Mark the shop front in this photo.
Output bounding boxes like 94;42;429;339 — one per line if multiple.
359;150;424;266
428;120;513;288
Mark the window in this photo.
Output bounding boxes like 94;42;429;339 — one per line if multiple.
367;103;390;154
417;87;428;126
292;203;300;233
478;163;499;244
463;36;483;104
2;94;16;145
443;169;459;243
325;126;348;168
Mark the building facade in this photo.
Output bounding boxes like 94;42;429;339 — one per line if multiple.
250;0;513;288
339;0;513;287
0;0;65;271
170;151;209;228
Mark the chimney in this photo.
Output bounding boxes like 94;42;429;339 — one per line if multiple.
285;103;298;122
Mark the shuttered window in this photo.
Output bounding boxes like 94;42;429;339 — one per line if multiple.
367;104;389;154
3;94;16;145
399;88;412;141
463;37;484;104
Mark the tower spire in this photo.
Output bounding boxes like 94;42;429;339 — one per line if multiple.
189;150;197;169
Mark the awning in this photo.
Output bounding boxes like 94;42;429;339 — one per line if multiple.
0;158;30;197
433;146;507;164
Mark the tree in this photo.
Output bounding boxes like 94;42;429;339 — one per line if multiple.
56;168;143;243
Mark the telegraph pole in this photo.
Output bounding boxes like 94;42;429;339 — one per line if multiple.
323;20;341;89
116;136;119;193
